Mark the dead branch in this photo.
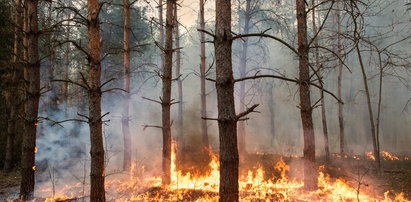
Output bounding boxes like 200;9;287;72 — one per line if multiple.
232;29;298;55
236;104;259;121
52;79;88;89
142;124;163;131
142;97;162;105
79;72;91;90
197;29;215;38
201;117;219;121
234;74;343;104
102;88;128;93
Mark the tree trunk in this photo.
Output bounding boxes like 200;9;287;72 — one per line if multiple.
4;0;22;173
64;21;70;114
376;52;383;162
267;85;276;147
349;1;380;172
237;0;251;154
215;0;239;200
161;0;175;185
159;0;165;71
46;1;57;112
336;0;345;154
312;0;329;161
87;0;106;200
20;0;40;199
122;0;132;171
199;0;208;148
174;4;183;147
296;0;317;190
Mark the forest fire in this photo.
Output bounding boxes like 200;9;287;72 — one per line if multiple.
2;0;411;201
36;143;410;201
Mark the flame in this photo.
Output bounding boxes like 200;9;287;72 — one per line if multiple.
39;144;410;201
366;151;376;161
381;151;400;161
34;147;37;153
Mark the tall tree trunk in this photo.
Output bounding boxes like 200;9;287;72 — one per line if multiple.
161;0;175;185
4;0;22;173
174;4;183;147
349;1;380;172
20;0;40;199
215;0;239;200
64;20;70;114
296;0;317;190
199;0;208;148
159;0;165;71
122;0;132;171
46;1;57;112
312;0;329;161
336;0;345;154
376;52;383;161
238;0;251;154
87;0;106;200
267;85;276;147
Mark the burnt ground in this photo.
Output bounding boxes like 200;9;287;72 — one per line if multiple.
1;155;411;201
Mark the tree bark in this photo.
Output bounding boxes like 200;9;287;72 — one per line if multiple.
174;4;183;147
159;0;165;71
237;0;251;154
296;0;317;190
199;0;208;148
312;0;329;161
122;0;132;171
336;0;345;154
87;0;106;200
161;0;175;185
4;0;22;173
215;0;239;200
20;0;40;199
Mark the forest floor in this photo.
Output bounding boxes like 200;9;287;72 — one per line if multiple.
0;170;20;201
0;157;410;201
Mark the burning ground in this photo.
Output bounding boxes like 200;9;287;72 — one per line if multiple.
2;144;410;201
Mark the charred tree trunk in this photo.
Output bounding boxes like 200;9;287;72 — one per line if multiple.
122;0;132;171
4;0;22;173
296;0;317;190
20;0;40;199
161;0;175;185
199;0;208;148
87;0;106;200
237;0;251;154
312;0;329;161
215;0;239;200
174;5;183;147
336;0;345;154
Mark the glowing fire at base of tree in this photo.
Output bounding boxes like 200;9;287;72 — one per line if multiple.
39;143;410;201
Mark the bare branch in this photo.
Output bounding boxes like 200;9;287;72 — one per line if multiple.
197;29;215;38
142;124;163;131
236;104;259;120
142;97;162;105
